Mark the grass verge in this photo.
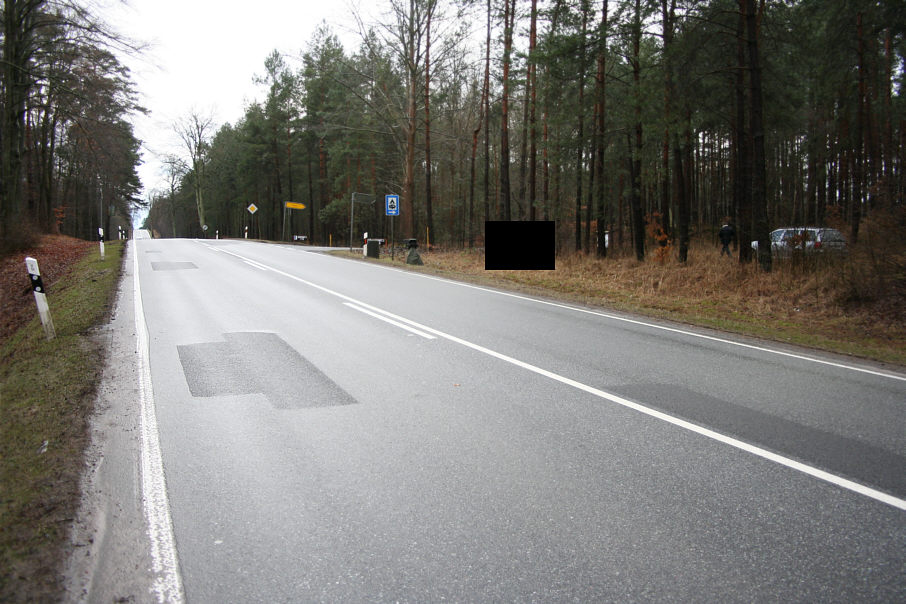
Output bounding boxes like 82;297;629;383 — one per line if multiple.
333;241;906;367
0;241;123;602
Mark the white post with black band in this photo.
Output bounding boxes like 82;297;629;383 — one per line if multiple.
25;257;56;340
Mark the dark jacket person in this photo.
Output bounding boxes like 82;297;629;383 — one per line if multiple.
718;223;736;257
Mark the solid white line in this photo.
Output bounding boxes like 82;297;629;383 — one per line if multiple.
243;259;269;271
343;302;436;339
353;258;906;383
133;242;185;602
216;246;906;512
345;304;906;512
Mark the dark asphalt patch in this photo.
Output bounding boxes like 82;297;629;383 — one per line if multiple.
614;383;906;499
177;332;357;409
151;261;197;270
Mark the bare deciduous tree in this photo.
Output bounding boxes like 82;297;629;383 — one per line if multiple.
174;110;215;235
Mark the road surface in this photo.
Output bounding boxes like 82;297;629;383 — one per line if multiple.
126;234;905;602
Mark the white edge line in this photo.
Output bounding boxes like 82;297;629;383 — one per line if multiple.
219;246;906;512
343;302;436;339
133;241;186;602
337;254;906;383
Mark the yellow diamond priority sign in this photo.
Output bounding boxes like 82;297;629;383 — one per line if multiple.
247;203;258;214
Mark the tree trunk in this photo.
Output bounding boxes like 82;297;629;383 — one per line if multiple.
483;0;492;231
575;0;590;252
542;111;550;222
471;0;492;247
500;0;515;221
541;0;563;225
662;0;688;263
401;0;419;239
424;2;434;245
661;0;673;239
630;0;645;262
852;11;865;243
594;0;607;257
618;171;625;251
528;0;538;221
308;154;315;243
675;135;689;262
469;123;479;247
746;0;771;271
286;126;294;207
1;0;40;247
805;93;818;225
271;124;283;239
585;135;595;254
735;2;752;264
517;56;530;220
883;29;893;203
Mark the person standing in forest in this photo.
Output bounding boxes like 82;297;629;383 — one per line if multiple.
718;221;736;257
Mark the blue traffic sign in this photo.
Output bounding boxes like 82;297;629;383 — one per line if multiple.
385;194;400;216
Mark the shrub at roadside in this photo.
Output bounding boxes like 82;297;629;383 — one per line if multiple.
837;206;906;319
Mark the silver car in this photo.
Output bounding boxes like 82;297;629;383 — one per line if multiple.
751;227;847;257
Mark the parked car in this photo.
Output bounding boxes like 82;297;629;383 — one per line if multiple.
751;227;847;257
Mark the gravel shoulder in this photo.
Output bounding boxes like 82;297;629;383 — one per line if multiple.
64;241;156;602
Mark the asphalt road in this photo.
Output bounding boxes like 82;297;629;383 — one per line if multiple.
130;234;905;602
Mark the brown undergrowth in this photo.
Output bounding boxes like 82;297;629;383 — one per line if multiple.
1;236;95;345
1;237;122;602
357;236;905;366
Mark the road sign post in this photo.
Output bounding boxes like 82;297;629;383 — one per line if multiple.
247;204;258;239
98;227;105;260
25;257;55;340
282;202;307;241
386;194;399;260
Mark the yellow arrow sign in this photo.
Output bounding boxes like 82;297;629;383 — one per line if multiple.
285;202;306;210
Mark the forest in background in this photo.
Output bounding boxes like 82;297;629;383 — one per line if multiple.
143;0;905;270
2;1;903;267
0;0;144;254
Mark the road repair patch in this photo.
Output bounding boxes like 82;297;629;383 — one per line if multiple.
177;332;357;409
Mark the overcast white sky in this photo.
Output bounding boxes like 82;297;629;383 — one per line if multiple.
107;0;365;210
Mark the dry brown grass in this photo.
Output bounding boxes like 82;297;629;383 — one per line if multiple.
1;240;123;601
354;235;906;366
0;235;95;344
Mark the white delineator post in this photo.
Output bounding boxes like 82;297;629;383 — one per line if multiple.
98;227;105;259
25;257;56;340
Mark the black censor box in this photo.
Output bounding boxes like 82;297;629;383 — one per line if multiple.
485;221;556;271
